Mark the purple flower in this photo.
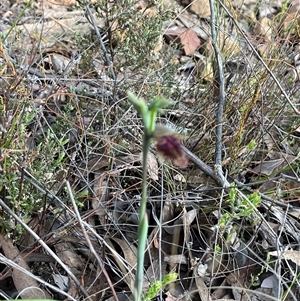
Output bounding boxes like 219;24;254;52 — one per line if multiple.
153;125;188;168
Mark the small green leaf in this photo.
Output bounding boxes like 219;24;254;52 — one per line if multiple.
145;281;162;301
248;191;261;206
144;273;178;301
229;186;237;203
246;140;257;151
55;152;66;166
215;245;222;253
161;272;178;286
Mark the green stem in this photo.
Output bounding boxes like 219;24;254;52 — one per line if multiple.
3;0;33;43
134;131;152;301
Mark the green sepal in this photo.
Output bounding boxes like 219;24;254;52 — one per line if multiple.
148;96;172;113
127;92;150;129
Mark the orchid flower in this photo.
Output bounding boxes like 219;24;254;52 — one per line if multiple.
154;125;188;168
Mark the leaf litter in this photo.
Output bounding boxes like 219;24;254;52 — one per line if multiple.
1;0;300;300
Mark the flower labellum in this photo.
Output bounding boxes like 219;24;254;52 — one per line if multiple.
153;125;188;168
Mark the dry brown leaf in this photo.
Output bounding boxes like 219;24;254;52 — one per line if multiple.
227;271;251;301
288;0;300;13
78;153;140;175
187;0;210;18
106;237;141;291
183;208;198;226
252;153;296;175
54;241;85;276
110;237;138;268
269;249;300;265
0;235;50;299
136;0;158;16
43;53;73;74
252;158;284;175
164;28;201;55
164;208;198;236
194;266;212;301
219;34;240;55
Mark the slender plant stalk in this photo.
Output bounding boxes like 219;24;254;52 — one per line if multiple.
134;132;151;301
128;92;177;301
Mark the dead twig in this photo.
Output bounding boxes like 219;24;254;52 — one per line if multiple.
85;4;116;81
